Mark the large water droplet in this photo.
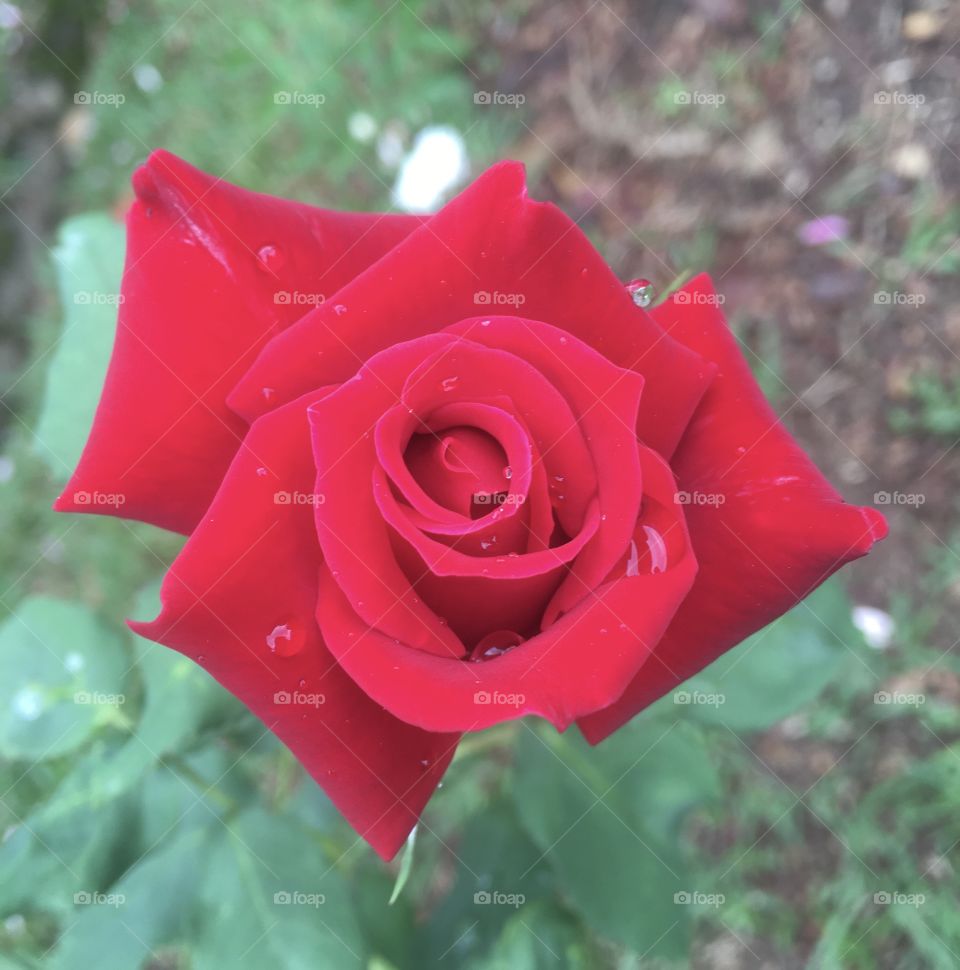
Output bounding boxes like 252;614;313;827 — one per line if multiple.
266;623;304;658
625;539;641;577
469;629;524;662
257;244;286;272
625;278;655;308
643;525;668;574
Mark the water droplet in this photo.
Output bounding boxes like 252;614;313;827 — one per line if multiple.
333;304;347;315
266;623;304;658
441;376;460;392
643;525;668;574
469;629;524;662
625;539;641;577
419;758;431;767
554;474;566;484
480;535;498;551
625;278;655;308
261;386;275;401
256;466;268;477
559;335;568;345
197;654;206;663
298;678;307;689
12;688;43;722
503;466;513;480
257;244;286;272
480;319;491;327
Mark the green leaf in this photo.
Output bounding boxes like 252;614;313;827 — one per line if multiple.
0;597;127;761
34;214;124;478
512;723;699;960
0;742;135;917
388;826;417;905
677;579;863;733
51;823;208;970
469;901;590;970
192;809;365;970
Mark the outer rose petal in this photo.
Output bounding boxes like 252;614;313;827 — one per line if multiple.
578;275;887;744
315;445;697;732
229;161;714;458
130;393;459;860
55;150;423;534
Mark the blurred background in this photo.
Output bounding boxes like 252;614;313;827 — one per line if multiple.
1;0;959;967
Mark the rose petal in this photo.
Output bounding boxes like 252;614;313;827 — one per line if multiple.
228;161;714;458
129;392;458;860
315;445;697;732
56;150;423;533
578;275;887;744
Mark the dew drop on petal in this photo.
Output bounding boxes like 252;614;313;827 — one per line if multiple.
643;525;668;574
266;623;304;658
503;466;513;481
441;376;460;392
257;244;286;272
256;466;268;477
333;304;347;316
625;539;640;577
625;278;655;308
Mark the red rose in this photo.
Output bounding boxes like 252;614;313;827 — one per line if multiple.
57;151;886;859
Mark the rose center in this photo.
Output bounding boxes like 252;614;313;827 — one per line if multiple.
403;424;509;518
